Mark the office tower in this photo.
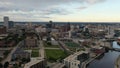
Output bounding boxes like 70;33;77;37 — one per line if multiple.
69;30;72;38
46;21;53;41
8;21;14;28
4;16;9;29
66;22;70;31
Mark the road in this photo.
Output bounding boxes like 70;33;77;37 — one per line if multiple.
45;47;60;50
37;32;45;58
0;48;13;50
1;42;21;64
39;40;45;58
24;40;45;68
58;41;72;53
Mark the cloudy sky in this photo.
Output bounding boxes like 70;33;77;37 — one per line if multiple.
0;0;120;22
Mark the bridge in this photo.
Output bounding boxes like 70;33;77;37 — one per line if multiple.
105;38;117;42
110;48;120;52
100;46;120;52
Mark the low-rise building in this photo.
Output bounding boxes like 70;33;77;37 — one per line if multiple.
51;63;66;68
7;41;16;47
63;51;89;68
90;46;105;54
24;36;38;48
24;58;46;68
0;26;7;34
0;40;5;47
12;47;30;60
23;32;38;48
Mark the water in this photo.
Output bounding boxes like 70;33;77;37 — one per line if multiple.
87;41;120;68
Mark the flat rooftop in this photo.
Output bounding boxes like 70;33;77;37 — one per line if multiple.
64;51;88;64
0;34;8;37
24;57;44;68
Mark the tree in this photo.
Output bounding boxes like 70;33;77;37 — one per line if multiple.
4;62;9;68
0;63;3;68
21;58;26;63
14;63;19;68
3;50;9;56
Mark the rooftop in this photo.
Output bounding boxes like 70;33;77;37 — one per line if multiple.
64;51;88;64
0;34;8;37
0;37;5;39
24;57;44;68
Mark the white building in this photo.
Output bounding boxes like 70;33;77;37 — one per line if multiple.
63;51;88;68
35;26;46;33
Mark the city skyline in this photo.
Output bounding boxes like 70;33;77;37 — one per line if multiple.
0;0;120;22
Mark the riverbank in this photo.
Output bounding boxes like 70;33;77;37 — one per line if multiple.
82;53;102;68
115;55;120;68
87;50;120;68
87;41;120;68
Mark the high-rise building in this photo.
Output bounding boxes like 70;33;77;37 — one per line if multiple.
8;21;14;28
4;16;9;29
46;21;53;41
66;22;70;31
46;21;52;32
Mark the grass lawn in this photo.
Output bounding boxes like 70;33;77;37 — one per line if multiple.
31;49;39;57
44;41;59;48
64;42;80;52
24;48;39;50
65;42;79;47
45;49;68;62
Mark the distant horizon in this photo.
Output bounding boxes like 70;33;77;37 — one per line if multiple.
1;21;120;23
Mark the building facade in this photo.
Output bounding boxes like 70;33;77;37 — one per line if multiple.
63;51;89;68
8;21;14;28
4;16;9;29
24;37;38;48
0;26;7;34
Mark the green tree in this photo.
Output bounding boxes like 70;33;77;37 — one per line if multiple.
4;62;9;68
0;63;3;68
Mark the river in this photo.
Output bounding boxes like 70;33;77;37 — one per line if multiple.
87;41;120;68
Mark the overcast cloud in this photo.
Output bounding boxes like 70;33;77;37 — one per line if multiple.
0;0;106;21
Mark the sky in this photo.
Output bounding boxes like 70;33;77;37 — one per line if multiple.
0;0;120;22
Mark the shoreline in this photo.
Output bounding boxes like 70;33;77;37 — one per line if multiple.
82;53;103;68
115;55;120;68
